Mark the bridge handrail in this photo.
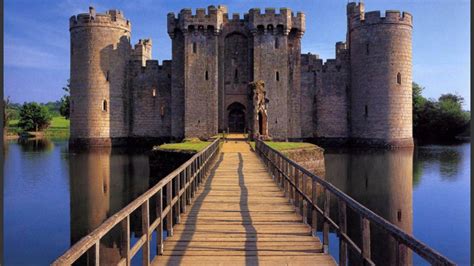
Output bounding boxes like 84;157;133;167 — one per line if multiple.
255;139;455;266
52;138;221;265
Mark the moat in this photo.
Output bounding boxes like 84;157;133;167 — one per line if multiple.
3;139;469;265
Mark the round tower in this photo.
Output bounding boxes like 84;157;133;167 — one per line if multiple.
347;2;413;147
69;7;131;146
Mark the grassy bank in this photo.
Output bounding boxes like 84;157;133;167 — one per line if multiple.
8;116;70;139
249;141;317;151
156;138;212;153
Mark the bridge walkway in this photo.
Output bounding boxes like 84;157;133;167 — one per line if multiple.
152;140;336;265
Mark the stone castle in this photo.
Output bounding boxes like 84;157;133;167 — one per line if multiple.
69;2;413;147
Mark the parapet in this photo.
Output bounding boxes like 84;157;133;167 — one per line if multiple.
70;6;131;31
167;5;227;37
248;8;305;34
349;9;412;30
301;53;323;71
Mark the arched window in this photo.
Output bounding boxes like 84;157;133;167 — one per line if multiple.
102;99;108;112
276;71;280;81
160;105;165;117
152;88;156;97
397;72;402;85
205;71;209;80
275;38;279;49
234;69;239;83
193;42;197;53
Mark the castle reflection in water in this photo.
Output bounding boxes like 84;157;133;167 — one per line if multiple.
67;144;413;265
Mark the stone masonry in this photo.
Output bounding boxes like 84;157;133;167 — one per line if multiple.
69;2;413;148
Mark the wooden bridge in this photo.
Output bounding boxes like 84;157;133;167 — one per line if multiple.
53;137;455;266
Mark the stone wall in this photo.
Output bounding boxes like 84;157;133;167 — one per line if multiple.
69;8;131;142
348;4;413;145
128;60;172;137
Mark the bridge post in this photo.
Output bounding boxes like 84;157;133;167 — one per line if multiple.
338;201;347;265
141;200;150;266
361;217;371;263
311;179;318;236
301;173;307;223
166;182;173;237
156;190;164;255
175;172;181;224
294;169;300;214
323;188;330;254
120;216;131;263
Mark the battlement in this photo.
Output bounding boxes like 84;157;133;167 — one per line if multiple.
248;8;305;34
167;5;227;36
301;53;323;71
349;9;412;29
70;6;131;31
129;59;173;75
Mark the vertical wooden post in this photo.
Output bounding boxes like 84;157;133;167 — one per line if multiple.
175;173;181;224
141;200;150;266
396;242;407;265
338;201;347;266
182;171;187;214
289;165;294;204
93;241;100;266
156;190;164;255
361;217;371;263
166;182;173;237
323;188;330;254
311;179;318;236
295;169;300;212
120;216;130;264
301;172;306;223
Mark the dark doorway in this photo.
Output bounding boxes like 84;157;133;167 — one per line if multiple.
227;102;246;133
258;111;263;135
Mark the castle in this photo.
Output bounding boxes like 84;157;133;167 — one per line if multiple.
69;2;413;147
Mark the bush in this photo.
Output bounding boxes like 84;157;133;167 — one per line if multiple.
413;83;470;141
18;102;52;132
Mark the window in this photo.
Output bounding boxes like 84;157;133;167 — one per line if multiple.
152;88;156;97
366;43;369;55
234;69;238;83
106;71;110;82
397;72;402;85
160;105;165;117
275;38;279;49
364;105;368;118
102;99;108;112
205;71;209;80
193;42;197;53
276;71;279;81
71;100;74;113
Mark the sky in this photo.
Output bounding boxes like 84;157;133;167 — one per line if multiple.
4;0;471;109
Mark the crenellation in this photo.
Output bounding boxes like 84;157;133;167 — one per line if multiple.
70;2;413;148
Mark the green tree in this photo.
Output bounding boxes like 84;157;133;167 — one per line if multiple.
60;80;70;119
18;102;52;132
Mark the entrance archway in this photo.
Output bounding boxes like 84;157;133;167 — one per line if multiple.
227;102;246;133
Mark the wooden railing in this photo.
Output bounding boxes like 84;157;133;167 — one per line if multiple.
255;140;455;266
52;138;221;265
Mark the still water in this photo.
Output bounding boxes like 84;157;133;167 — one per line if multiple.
3;139;470;265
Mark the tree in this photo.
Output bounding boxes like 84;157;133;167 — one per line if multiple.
412;82;470;141
59;80;70;119
18;102;52;132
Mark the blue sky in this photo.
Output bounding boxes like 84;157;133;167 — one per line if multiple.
4;0;470;109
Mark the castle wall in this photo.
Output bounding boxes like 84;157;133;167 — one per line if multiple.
169;29;185;139
348;4;413;146
128;60;172;137
69;8;131;144
315;43;350;139
300;54;322;138
287;30;303;139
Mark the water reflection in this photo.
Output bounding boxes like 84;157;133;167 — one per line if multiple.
69;147;150;264
325;147;413;265
414;146;463;182
17;138;54;153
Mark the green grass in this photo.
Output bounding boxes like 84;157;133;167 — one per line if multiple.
250;141;317;152
7;116;70;139
156;138;212;153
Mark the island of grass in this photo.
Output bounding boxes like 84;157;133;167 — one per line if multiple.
155;138;212;153
249;141;319;152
